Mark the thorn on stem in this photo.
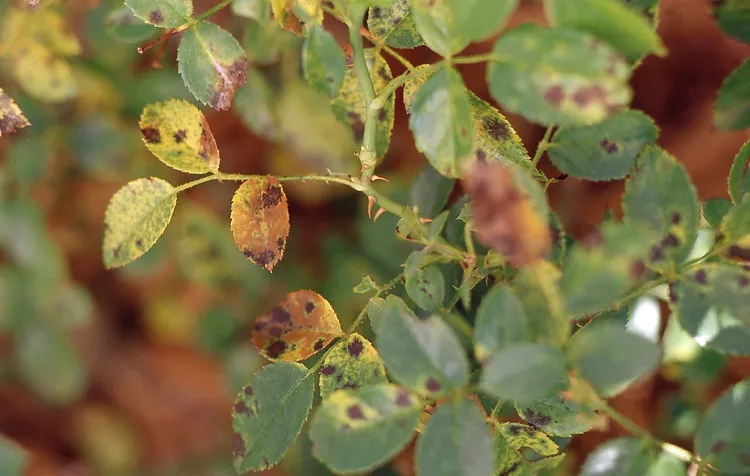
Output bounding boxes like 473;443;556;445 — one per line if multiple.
373;208;386;222
367;196;376;219
419;217;433;224
371;175;389;182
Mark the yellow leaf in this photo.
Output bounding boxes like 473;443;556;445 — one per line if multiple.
271;0;292;23
0;87;31;136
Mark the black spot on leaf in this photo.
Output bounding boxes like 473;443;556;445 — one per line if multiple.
543;85;565;106
141;126;161;144
739;275;749;288
270;307;291;323
276;236;285;252
148;9;164;25
711;440;726;454
233;432;245;457
600;139;619;154
395;390;411;407
661;233;680;248
695;270;708;284
476;149;487;162
425;377;441;392
348;338;363;357
266;340;287;358
572;85;606;107
650;245;665;262
261;185;283;208
305;301;315;313
314;338;326;351
523;409;552;429
671;212;681;224
244;386;253;396
254;250;276;267
320;365;336;375
174;129;187;143
347;404;366;420
484;118;510;140
234;400;252;415
728;245;750;260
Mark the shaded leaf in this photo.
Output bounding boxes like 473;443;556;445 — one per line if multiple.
566;323;661;397
251;289;343;361
139;99;220;174
416;397;495;476
376;296;469;397
474;285;529;362
487;24;631;126
242;17;299;65
230;176;290;271
319;333;387;399
303;24;347;97
404;252;446;312
713;0;750;45
125;0;192;28
0;435;27;476
409;67;473;178
232;0;269;19
728;139;750;205
580;438;653;476
105;5;158;43
233;68;279;140
367;297;387;334
498;422;559;457
514;262;568;345
515;394;597;437
103;178;177;269
0;88;30;136
480;343;568;402
548;109;658;181
309;384;422;474
178;21;249;110
368;0;424;49
721;193;750;247
411;164;455;218
715;58;750;130
232;362;314;472
703;198;733;229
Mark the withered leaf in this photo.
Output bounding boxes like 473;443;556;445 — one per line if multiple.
0;88;30;136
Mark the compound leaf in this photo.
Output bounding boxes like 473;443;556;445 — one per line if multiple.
480;343;567;402
0;88;30;136
515;394;598;437
303;24;347;97
474;285;529;362
125;0;192;28
715;58;750;130
103;178;177;269
368;0;424;49
319;333;387;399
232;362;314;472
728;140;750;204
230;176;290;271
251;290;343;361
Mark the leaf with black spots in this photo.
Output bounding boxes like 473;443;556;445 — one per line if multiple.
232;362;314;472
125;0;192;28
669;263;750;355
303;24;346;97
318;333;387;399
368;0;424;49
474;285;529;362
494;432;564;476
0;88;30;137
515;394;597;437
103;178;177;269
498;422;559;457
728;140;750;204
376;296;469;398
547;109;658;181
404;252;446;312
251;290;343;361
139;99;220;174
715;58;750;130
487;24;631;126
178;21;249;111
230;176;290;271
309;384;422;474
416;397;495;476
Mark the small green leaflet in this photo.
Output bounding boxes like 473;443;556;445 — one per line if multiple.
713;0;750;45
415;397;495;476
102;178;177;269
0;435;27;476
715;58;750;131
703;198;733;230
566;323;661;397
318;333;387;399
404;252;446;312
410;164;455;218
368;0;424;49
695;379;750;474
376;296;469;398
547;109;658;181
303;24;346;97
515;394;597;437
721;193;750;247
487;24;631;126
232;362;314;472
409;67;474;178
728;140;750;204
309;384;422;474
474;285;529;362
178;21;249;110
125;0;192;28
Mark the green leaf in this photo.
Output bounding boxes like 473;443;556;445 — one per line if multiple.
514;263;568;345
309;384;422;474
303;24;347;97
544;0;666;61
416;397;495;476
547;109;658;181
105;5;158;43
233;0;269;19
0;436;27;476
694;379;750;474
480;343;567;402
498;422;559;456
125;0;192;28
474;285;529;362
139;99;220;174
353;276;379;294
376;296;470;397
622;145;699;271
233;68;279;140
713;0;750;45
102;178;177;269
367;297;386;334
515;394;597;437
411;164;455;218
487;24;631;126
178;21;249;110
703;198;733;229
368;0;424;49
404;252;446;312
0;87;31;137
242;18;298;65
409;67;474;178
729;140;750;205
319;333;388;399
669;263;750;355
715;58;750;130
566;323;661;397
232;362;314;472
580;438;654;476
721;193;750;246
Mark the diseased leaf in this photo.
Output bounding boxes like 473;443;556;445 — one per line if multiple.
138;99;220;174
495;433;564;476
669;263;750;355
310;384;422;474
232;362;314;472
728;140;750;204
103;178;177;269
416;397;495;476
251;290;343;361
0;435;28;476
516;394;597;437
498;422;559;457
230;176;290;271
319;333;387;399
474;285;529;362
409;67;474;178
106;5;159;43
125;0;192;28
487;24;631;126
547;109;658;181
713;0;750;45
178;21;249;110
404;252;446;312
715;58;750;130
0;88;31;136
376;296;469;398
303;24;347;97
368;0;424;49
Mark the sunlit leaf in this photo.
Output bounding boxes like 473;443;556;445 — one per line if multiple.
728;140;750;204
0;88;30;137
230;176;290;271
303;24;347;97
495;433;564;476
232;362;314;472
125;0;192;28
251;290;343;361
105;5;158;43
178;21;249;110
368;0;424;49
498;422;559;456
474;285;529;362
139;99;220;174
515;394;597;437
715;58;750;131
309;384;422;473
103;178;177;269
319;333;387;399
487;24;631;126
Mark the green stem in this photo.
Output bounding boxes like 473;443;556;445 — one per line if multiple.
172;174;221;193
532;125;555;167
490;400;505;420
371;64;440;110
348;22;380;183
452;52;504;65
444;312;473;338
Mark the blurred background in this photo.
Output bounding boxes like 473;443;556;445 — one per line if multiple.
0;0;749;474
